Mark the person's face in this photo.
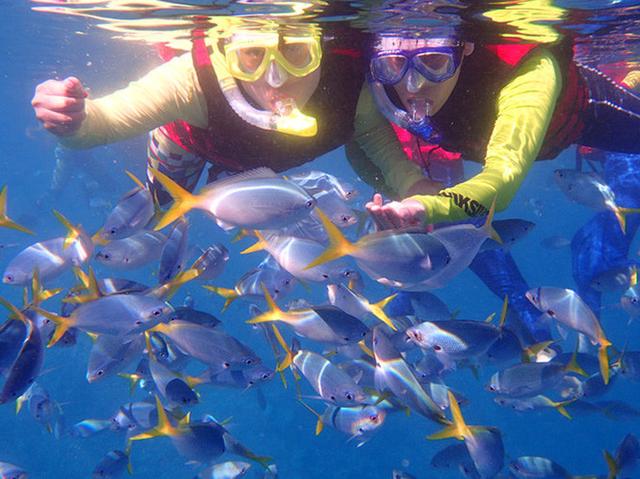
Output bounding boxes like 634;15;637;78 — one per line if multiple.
392;40;474;117
240;64;321;113
228;31;322;114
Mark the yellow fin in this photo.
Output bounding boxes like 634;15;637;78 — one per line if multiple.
0;296;29;326
565;345;588;378
52;210;80;250
271;324;294;372
304;208;356;270
440;391;471;440
125;170;146;190
33;307;72;348
298;399;323;435
118;372;144;395
483;197;502;244
613;206;640;234
246;284;286;325
603;449;618;479
598;337;612;385
0;186;34;235
203;285;239;312
149;168;199;230
129;396;179;441
358;339;374;359
499;295;508;328
240;231;267;254
90;230;110;246
369;293;398;331
484;313;496;324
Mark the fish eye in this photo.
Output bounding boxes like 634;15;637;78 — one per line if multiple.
261;373;270;380
305;199;314;208
110;228;117;235
433;345;442;352
152;309;163;317
488;385;496;392
97;369;104;376
345;392;353;401
128;424;136;430
248;380;255;385
358;427;364;433
330;395;336;401
5;275;13;282
341;215;349;223
369;414;378;422
103;253;110;260
322;274;329;279
135;320;143;326
343;337;350;342
245;358;254;365
223;362;231;368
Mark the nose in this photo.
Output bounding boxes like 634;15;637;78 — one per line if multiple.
405;69;426;94
265;61;288;88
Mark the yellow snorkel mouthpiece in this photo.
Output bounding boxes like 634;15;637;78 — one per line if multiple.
275;107;318;137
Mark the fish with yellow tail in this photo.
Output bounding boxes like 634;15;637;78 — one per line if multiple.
247;285;369;346
428;391;504;479
526;287;613;384
149;167;316;231
304;209;451;289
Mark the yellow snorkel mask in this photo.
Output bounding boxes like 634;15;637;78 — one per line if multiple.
209;21;322;137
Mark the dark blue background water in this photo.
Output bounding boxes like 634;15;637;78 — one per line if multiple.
1;2;639;478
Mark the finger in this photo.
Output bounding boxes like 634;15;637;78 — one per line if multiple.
373;193;383;207
37;95;85;113
63;77;87;98
38;109;85;133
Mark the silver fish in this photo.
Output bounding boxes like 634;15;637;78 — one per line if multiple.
292;347;366;406
372;327;445;423
96;231;166;269
0;462;28;479
192;244;229;281
158;218;189;283
152;167;316;231
196;461;251;479
92;450;130;479
554;168;640;232
100;184;154;240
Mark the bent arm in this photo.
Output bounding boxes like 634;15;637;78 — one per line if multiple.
411;50;562;223
60;53;208;149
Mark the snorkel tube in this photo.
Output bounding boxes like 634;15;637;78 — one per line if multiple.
208;19;319;137
367;72;437;141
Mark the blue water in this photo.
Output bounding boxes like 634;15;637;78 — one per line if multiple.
2;1;640;478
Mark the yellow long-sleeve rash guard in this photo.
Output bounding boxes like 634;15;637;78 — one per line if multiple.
353;49;562;224
59;53;209;149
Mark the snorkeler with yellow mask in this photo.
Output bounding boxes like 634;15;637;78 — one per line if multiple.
31;13;367;203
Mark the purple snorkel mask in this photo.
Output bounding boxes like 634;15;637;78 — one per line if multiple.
368;36;464;140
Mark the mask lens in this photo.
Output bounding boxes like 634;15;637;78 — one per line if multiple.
236;47;267;74
414;46;462;82
416;52;453;76
281;41;312;68
371;55;408;85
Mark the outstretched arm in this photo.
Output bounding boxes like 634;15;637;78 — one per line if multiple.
367;49;562;227
33;53;208;150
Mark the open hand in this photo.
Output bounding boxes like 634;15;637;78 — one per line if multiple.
365;193;427;230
